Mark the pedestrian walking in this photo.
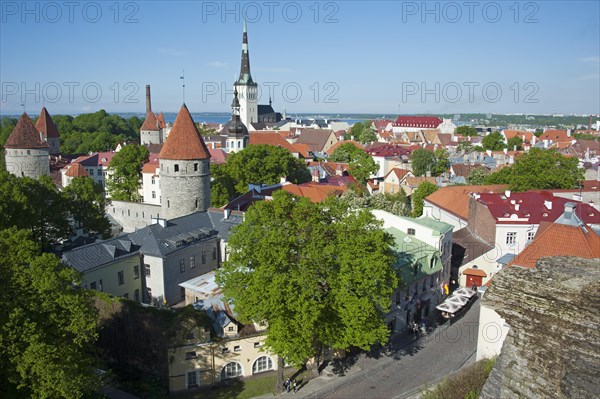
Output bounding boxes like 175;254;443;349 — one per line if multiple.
284;377;290;392
293;380;297;393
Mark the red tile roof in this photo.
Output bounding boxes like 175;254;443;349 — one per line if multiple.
35;107;59;139
394;116;442;128
140;111;160;131
367;143;412;157
384;168;410;181
157;112;166;129
208;148;228;164
282;182;346;203
476;191;599;225
141;160;159;174
508;222;600;268
463;268;487;277
539;129;570;143
249;132;300;155
424;184;509;220
65;162;89;177
72;151;116;167
4;113;49;149
502;130;535;144
373;119;393;131
159;104;210;160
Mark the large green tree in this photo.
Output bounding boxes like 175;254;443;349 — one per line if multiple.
106;144;149;201
330;142;378;184
0;173;71;248
410;149;449;177
455;126;478;137
63;176;112;238
481;131;506;151
506;148;583;191
0;228;99;398
506;135;524;151
216;191;398;370
344;121;377;144
338;188;411;216
211;145;311;206
411;181;439;217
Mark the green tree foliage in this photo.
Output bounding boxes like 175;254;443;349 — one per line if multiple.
506;135;524;151
210;145;311;206
216;191;398;367
0;172;112;247
410;149;449;177
106;144;149;201
468;168;488;185
0;228;99;398
455;126;478;136
338;188;411;216
210;163;236;208
411;181;438;217
0;173;71;248
481;131;506;151
52;111;142;154
330;142;378;184
345;121;377;144
63;177;112;238
484;148;583;191
0;117;18;172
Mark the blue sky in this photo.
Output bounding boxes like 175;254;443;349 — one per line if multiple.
1;1;599;115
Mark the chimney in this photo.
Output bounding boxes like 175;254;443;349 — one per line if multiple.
280;176;287;184
544;200;553;210
563;202;576;218
224;208;231;220
146;85;152;113
505;190;511;198
515;203;520;211
336;164;343;176
567;129;571;138
312;168;320;182
151;216;167;227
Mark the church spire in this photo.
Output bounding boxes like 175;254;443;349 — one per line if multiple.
237;20;254;85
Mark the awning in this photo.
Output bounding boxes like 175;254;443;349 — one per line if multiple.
453;287;477;299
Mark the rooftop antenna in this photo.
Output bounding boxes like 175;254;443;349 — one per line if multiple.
180;70;186;103
20;103;25;113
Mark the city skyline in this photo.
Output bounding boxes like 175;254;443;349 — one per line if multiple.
1;1;599;115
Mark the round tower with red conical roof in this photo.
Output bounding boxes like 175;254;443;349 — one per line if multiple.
4;113;50;179
158;104;211;219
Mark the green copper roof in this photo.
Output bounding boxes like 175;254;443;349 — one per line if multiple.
387;227;443;286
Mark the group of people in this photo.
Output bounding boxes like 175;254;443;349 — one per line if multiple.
408;321;427;337
284;377;298;394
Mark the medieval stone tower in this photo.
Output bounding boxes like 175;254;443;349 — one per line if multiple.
234;21;258;128
158;104;211;219
35;107;60;155
4;113;50;179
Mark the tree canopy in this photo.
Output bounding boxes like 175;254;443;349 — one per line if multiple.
63;177;112;238
52;110;143;155
455;125;478;137
215;190;398;367
106;144;149;202
411;181;438;217
338;188;411;216
481;131;506;151
330;142;378;184
0;173;113;247
410;148;450;177
484;148;583;191
345;121;377;144
0;228;99;398
506;135;524;151
210;145;311;207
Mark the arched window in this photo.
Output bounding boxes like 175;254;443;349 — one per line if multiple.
252;356;273;374
221;362;242;380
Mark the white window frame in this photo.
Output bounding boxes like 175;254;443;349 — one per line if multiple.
252;356;273;374
506;232;517;245
186;370;198;388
